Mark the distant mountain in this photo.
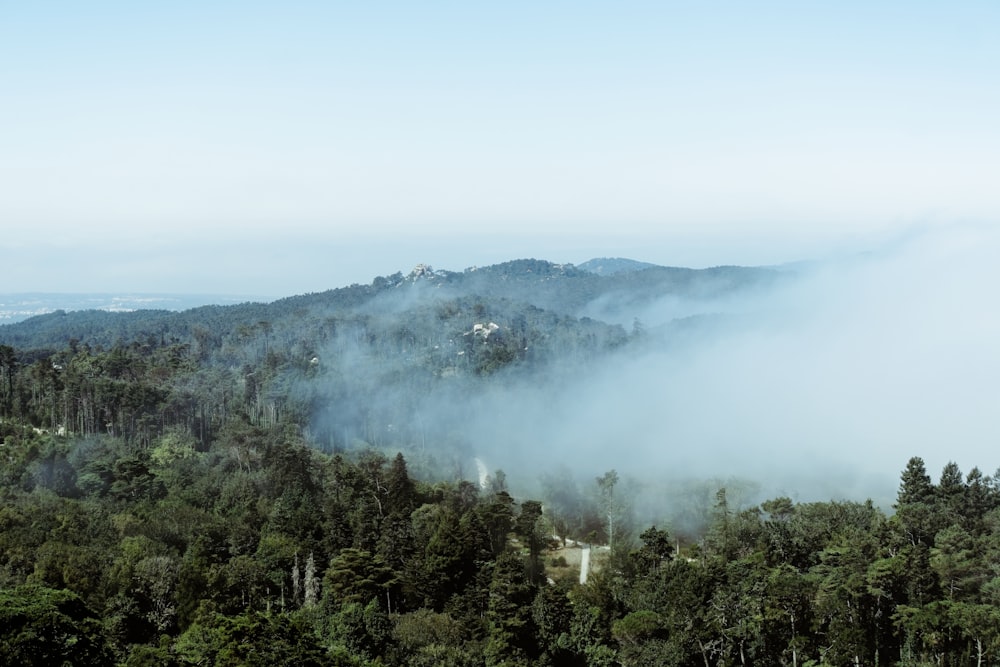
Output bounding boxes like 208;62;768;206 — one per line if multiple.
0;258;780;352
576;257;661;275
0;256;791;490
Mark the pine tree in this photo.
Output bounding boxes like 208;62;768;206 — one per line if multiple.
963;468;997;534
896;457;936;546
937;461;965;528
897;457;934;507
516;500;545;583
385;452;416;517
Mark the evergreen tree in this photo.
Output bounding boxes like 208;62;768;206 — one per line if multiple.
484;551;538;666
896;456;937;546
515;500;545;583
937;461;966;529
385;452;417;517
0;585;113;666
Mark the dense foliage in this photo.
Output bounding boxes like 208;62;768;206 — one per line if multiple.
0;260;772;469
3;261;999;665
5;416;1000;665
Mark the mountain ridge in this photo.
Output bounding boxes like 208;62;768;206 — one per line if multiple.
0;257;780;352
576;257;661;275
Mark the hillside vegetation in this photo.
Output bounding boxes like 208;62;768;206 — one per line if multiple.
2;259;998;665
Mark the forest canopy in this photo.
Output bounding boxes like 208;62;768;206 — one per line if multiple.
1;260;999;665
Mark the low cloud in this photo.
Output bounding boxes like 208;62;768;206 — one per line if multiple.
455;224;1000;512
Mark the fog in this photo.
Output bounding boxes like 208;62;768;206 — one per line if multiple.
437;226;999;510
300;224;1000;531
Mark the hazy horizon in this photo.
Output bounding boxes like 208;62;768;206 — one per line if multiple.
0;224;938;297
4;223;1000;512
3;2;999;500
3;3;999;294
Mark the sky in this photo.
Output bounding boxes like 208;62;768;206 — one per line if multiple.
2;1;999;295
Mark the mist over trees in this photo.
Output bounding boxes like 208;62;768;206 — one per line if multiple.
3;250;1000;664
0;258;777;488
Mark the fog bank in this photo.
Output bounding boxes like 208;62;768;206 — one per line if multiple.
459;225;1000;509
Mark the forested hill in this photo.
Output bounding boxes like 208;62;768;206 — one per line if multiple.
5;259;1000;665
0;258;776;462
0;259;776;351
576;257;661;275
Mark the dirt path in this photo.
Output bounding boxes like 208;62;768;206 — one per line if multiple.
547;537;597;584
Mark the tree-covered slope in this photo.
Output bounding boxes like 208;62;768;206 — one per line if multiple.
0;258;777;351
0;258;776;459
4;258;1000;665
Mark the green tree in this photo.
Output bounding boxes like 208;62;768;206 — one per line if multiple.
931;524;986;602
632;526;674;576
385;452;417;518
763;563;814;667
962;467;996;534
896;456;937;546
109;454;166;503
391;608;481;667
0;584;112;666
320;599;393;662
936;461;966;529
531;582;579;665
515;499;545;583
323;548;395;608
810;534;890;666
175;609;331;667
612;610;667;666
951;602;1000;667
0;344;17;417
484;551;538;666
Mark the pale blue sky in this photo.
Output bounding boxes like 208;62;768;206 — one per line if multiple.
2;1;998;294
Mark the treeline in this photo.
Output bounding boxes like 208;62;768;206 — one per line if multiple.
0;259;772;351
0;289;629;459
0;420;556;665
4;415;1000;665
5;262;1000;665
0;259;770;475
603;457;1000;666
